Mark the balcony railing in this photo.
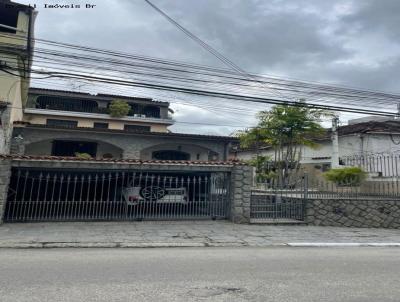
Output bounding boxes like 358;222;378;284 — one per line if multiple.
30;98;171;119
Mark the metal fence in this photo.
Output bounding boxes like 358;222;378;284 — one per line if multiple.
341;154;400;177
250;158;400;221
4;168;230;222
306;177;400;199
251;176;307;221
334;154;400;198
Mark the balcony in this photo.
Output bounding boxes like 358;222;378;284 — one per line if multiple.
27;95;172;120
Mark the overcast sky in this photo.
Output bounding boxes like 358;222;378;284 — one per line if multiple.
17;0;400;134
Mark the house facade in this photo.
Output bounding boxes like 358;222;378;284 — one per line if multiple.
11;88;236;161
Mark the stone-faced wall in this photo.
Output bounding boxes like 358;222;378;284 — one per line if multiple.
0;159;11;223
306;199;400;229
230;165;253;223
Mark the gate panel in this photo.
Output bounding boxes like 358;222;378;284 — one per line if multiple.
250;191;305;221
251;173;307;221
4;168;230;222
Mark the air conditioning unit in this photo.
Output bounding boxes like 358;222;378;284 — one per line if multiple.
133;114;141;118
140;114;146;118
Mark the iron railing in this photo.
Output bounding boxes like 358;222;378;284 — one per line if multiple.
4;168;230;222
32;97;169;119
341;154;400;177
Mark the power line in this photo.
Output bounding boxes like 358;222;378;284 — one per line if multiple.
2;33;400;116
2;33;400;105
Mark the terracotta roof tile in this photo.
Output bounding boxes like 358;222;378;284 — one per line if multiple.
0;154;246;166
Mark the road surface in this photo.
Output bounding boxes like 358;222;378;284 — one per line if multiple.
0;247;399;301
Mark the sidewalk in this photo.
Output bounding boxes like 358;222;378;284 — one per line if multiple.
0;221;399;248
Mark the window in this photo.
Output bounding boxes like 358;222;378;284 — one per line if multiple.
152;150;190;161
46;119;78;128
94;122;108;129
124;125;151;132
52;140;97;157
0;3;19;33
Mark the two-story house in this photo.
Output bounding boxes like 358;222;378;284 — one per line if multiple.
11;88;236;161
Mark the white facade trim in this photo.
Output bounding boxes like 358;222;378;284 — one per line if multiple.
24;108;175;125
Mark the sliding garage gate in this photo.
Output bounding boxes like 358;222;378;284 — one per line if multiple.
4;168;230;222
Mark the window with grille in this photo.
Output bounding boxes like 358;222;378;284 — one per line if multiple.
93;122;109;129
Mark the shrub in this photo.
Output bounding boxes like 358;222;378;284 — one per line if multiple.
109;100;131;118
323;167;367;186
74;152;92;159
247;155;278;182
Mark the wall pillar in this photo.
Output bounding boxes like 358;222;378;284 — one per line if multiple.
0;159;12;224
230;165;253;223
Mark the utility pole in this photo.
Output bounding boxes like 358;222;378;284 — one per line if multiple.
331;116;340;168
396;104;400;119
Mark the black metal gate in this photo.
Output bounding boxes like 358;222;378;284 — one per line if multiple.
250;191;305;221
251;174;307;221
4;168;230;222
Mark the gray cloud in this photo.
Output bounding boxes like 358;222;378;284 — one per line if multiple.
18;0;400;134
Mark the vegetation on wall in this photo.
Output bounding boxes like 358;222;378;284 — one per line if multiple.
323;167;367;186
74;152;93;159
109;100;131;118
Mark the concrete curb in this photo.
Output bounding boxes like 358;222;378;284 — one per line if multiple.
1;242;400;248
287;243;400;247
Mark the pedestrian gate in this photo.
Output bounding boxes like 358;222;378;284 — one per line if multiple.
4;168;230;222
250;190;306;221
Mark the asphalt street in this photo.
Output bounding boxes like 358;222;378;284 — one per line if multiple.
0;247;399;302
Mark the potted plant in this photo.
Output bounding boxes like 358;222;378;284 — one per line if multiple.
109;100;131;118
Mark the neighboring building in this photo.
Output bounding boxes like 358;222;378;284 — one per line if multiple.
11;88;237;161
235;118;400;175
0;1;36;154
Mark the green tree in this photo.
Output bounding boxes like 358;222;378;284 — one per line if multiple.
237;102;328;186
109;100;131;118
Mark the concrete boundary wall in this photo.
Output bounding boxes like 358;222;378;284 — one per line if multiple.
0;158;253;224
306;199;400;229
